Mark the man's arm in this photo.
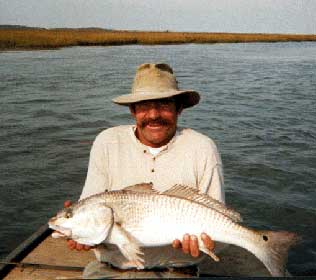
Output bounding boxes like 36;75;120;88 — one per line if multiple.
199;139;225;203
173;137;224;256
67;135;109;251
80;135;109;200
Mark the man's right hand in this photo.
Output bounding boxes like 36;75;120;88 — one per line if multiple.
62;200;92;251
172;233;215;257
67;239;92;251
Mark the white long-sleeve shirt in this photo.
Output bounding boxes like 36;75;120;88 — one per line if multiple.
80;125;225;269
80;125;225;202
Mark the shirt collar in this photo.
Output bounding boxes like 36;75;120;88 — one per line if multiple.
130;125;179;154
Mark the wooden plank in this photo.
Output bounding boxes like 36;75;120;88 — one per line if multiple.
22;235;94;267
0;224;50;278
2;227;95;279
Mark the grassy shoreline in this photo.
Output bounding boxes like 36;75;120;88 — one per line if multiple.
1;29;316;50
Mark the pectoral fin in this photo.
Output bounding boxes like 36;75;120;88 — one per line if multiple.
108;223;145;269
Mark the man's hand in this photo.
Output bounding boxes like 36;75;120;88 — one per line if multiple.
172;233;214;258
67;239;92;251
61;200;92;251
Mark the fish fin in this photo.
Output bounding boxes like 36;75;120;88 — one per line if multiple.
51;231;67;239
200;246;220;262
121;260;145;270
123;183;158;194
197;236;220;262
109;223;145;269
253;230;299;277
162;185;242;223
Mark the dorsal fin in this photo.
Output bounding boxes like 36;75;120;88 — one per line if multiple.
162;185;242;223
123;183;158;194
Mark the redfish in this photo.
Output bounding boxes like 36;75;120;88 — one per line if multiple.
48;184;298;276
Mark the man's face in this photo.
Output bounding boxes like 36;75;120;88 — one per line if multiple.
130;98;182;148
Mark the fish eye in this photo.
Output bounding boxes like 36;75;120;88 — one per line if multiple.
65;211;72;218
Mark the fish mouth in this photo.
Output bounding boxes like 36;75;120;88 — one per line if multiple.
48;223;72;238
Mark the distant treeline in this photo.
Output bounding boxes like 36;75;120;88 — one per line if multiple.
0;25;49;30
0;25;112;31
1;27;316;50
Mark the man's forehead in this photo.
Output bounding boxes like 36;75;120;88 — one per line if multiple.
136;97;175;104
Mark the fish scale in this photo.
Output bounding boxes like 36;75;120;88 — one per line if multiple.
104;191;251;247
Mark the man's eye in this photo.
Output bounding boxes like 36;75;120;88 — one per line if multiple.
159;98;174;105
159;101;169;106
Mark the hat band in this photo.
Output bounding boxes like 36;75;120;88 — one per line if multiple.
133;87;178;95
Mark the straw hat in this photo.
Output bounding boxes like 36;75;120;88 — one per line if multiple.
112;63;200;108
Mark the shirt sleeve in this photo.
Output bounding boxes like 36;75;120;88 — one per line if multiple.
80;135;109;200
198;140;225;203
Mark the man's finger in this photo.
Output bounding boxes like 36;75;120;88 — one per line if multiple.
76;243;84;251
67;240;76;250
84;245;92;251
172;239;181;249
189;235;200;258
64;200;72;208
182;234;190;254
201;232;215;251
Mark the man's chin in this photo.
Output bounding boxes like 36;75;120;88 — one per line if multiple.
136;126;175;147
144;133;173;147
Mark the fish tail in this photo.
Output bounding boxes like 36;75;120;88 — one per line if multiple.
254;230;299;276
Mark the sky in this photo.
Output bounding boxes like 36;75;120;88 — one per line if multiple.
1;0;315;34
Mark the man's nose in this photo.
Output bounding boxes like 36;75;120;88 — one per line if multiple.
147;107;160;119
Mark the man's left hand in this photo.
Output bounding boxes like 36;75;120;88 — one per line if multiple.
172;232;214;258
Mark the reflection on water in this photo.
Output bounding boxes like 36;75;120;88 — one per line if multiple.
1;43;316;275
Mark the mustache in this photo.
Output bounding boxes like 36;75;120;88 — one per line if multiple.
140;118;172;128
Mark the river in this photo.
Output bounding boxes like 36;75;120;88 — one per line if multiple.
0;42;315;275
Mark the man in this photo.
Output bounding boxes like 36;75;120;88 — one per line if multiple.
68;63;225;275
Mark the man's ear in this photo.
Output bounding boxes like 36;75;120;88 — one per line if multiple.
129;105;136;117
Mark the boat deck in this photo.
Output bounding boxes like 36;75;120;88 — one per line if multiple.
1;226;94;279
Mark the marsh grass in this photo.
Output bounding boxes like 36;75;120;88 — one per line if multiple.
1;29;316;50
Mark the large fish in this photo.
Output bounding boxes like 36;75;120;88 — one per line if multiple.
48;184;298;276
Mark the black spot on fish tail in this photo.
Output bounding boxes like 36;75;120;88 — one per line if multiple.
256;230;299;276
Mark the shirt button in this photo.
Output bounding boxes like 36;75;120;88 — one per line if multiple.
143;150;146;153
151;169;155;172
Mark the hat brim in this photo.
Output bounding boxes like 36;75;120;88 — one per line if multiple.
112;90;200;109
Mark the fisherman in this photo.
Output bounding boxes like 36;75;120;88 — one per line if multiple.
66;63;225;277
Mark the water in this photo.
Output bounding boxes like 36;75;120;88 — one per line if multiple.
0;43;315;275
